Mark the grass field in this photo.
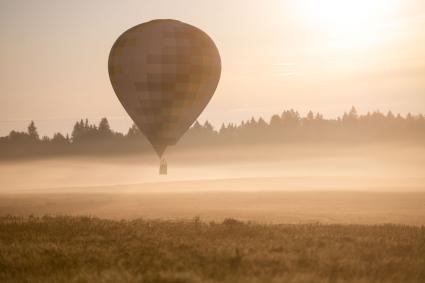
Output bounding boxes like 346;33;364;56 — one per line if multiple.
1;216;424;283
1;144;424;282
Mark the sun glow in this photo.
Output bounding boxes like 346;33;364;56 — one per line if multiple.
299;0;398;51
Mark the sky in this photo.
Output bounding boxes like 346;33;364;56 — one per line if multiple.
1;0;425;136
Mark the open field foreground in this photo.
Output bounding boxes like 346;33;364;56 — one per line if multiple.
1;191;425;225
1;216;424;283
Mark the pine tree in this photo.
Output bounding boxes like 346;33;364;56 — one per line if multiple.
52;133;68;144
71;120;83;142
219;123;226;134
98;118;113;137
192;121;202;129
203;120;214;132
270;114;281;128
127;124;141;138
348;106;358;120
307;111;314;121
27;121;39;140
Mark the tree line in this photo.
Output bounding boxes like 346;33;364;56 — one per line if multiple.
1;107;425;158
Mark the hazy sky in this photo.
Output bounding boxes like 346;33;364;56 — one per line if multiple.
1;0;425;136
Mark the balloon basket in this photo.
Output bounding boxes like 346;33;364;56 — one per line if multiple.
159;158;167;175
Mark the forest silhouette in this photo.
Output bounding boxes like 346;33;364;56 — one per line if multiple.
1;107;425;159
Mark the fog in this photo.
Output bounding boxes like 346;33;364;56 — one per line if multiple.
1;143;424;224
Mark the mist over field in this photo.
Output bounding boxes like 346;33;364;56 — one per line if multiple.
1;143;424;225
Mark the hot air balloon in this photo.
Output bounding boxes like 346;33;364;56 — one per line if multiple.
108;19;221;174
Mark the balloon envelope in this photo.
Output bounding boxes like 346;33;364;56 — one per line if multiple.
108;19;221;156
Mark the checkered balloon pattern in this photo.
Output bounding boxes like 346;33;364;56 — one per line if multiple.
108;19;221;156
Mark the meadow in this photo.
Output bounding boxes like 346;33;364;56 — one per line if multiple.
1;143;424;282
1;216;424;283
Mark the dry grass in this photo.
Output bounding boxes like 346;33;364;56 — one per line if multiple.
1;216;424;283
